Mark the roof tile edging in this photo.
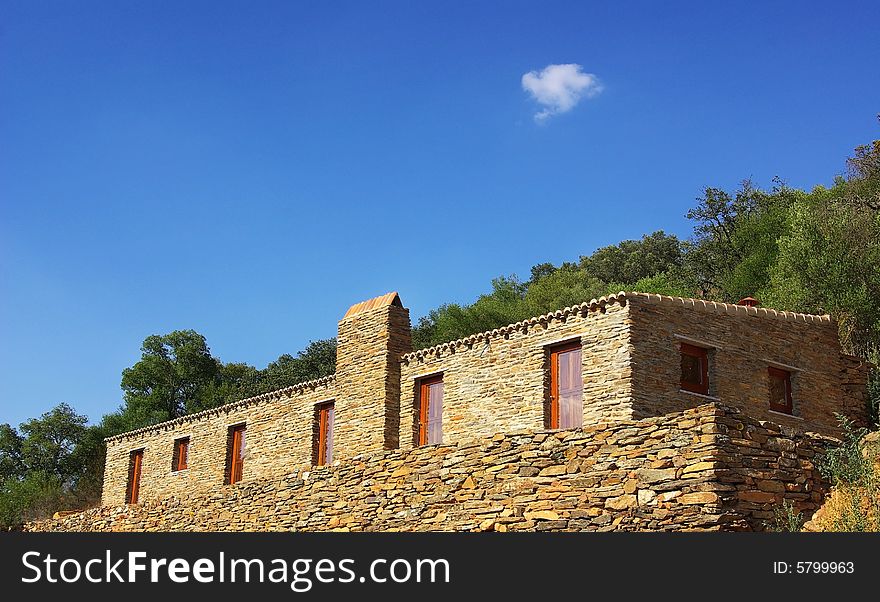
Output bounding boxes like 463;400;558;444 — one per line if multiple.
402;291;832;363
104;374;336;443
637;292;831;323
401;291;629;363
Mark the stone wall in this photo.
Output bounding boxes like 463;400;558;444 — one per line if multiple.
335;296;413;455
626;293;869;435
398;298;632;449
33;404;833;532
101;376;336;506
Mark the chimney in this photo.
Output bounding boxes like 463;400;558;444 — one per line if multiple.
738;297;760;307
334;292;412;457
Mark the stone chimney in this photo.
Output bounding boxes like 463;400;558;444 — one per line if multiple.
334;292;412;457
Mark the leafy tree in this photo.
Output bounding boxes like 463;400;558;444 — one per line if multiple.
120;330;224;423
524;265;613;315
239;339;337;397
766;186;880;353
529;262;557;283
579;231;683;284
682;181;794;301
0;424;24;481
0;472;65;529
631;272;693;298
18;403;88;484
413;276;531;349
0;404;96;529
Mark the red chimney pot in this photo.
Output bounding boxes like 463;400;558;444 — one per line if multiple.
738;297;760;307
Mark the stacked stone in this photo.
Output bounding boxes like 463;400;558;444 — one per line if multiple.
712;406;836;527
100;376;336;506
625;293;867;435
335;297;412;456
26;403;833;533
399;300;633;449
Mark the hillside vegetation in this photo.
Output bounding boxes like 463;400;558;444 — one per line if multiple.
2;126;879;529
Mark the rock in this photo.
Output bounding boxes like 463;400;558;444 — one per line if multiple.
677;492;720;505
524;510;560;521
635;468;676;484
681;462;716;475
738;490;776;503
637;490;656;505
538;465;567;477
605;495;637;510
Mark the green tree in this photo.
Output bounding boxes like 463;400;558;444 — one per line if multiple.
523;265;613;315
413;276;530;349
240;339;337;397
683;181;794;301
0;424;24;482
0;404;96;529
766;184;880;354
579;230;683;284
19;403;88;483
120;330;224;423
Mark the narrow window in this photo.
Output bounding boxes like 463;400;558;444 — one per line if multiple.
316;401;335;466
126;449;143;504
680;343;709;395
171;437;189;472
768;367;793;414
226;424;246;484
548;340;583;429
417;375;444;445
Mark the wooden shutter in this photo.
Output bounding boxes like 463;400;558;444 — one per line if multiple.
173;438;189;472
549;340;583;429
127;449;143;504
768;367;793;414
680;343;709;395
227;425;246;484
317;402;335;466
418;375;443;445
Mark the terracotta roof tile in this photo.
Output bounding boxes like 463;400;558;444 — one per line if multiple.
104;375;336;443
342;291;402;319
401;292;832;363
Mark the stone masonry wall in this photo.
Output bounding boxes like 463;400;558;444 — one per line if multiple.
32;404;833;532
101;377;336;506
335;302;413;454
398;298;632;449
626;293;869;436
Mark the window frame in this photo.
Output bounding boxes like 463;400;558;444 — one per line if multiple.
417;374;444;446
171;437;190;472
315;401;335;466
680;342;709;395
547;339;583;430
226;424;246;485
126;448;144;505
768;366;794;414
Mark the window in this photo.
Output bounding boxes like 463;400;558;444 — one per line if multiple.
226;424;246;484
315;401;335;466
172;437;189;472
126;449;143;504
768;367;793;414
680;343;709;395
417;375;443;446
548;340;583;429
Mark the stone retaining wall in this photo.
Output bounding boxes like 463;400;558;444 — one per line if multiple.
28;404;834;532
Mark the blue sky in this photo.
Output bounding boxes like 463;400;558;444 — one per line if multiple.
1;0;878;428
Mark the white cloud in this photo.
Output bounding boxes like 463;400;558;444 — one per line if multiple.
521;63;603;122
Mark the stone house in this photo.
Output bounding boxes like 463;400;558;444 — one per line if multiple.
100;291;869;509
